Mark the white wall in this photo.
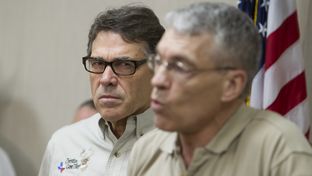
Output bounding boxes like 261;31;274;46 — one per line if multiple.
0;0;311;175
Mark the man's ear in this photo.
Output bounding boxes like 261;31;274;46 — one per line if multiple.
221;70;247;102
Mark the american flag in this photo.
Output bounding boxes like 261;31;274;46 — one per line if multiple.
238;0;310;140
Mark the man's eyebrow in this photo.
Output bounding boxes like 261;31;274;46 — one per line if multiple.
169;54;197;68
90;56;136;62
113;56;131;60
88;56;103;60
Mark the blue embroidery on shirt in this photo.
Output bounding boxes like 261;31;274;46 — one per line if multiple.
57;162;65;173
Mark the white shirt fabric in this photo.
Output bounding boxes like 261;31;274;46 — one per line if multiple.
38;109;154;176
0;147;16;176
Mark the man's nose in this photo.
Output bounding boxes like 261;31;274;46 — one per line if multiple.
151;66;170;89
99;66;118;86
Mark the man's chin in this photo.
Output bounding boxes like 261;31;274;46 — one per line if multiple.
155;116;176;132
99;109;125;121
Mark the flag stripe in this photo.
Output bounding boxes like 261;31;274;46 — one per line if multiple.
263;42;304;107
267;0;296;35
265;12;299;70
285;100;310;133
267;72;307;115
250;68;264;108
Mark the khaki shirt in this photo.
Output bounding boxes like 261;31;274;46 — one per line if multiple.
39;109;154;176
128;105;312;176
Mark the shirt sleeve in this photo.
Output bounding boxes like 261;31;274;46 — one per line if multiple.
271;151;312;176
38;138;55;176
0;148;16;176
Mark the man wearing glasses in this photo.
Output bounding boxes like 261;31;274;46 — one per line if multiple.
128;2;312;176
39;5;164;176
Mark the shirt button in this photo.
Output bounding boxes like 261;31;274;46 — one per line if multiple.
114;152;120;158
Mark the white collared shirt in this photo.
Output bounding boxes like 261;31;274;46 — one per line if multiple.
39;109;154;176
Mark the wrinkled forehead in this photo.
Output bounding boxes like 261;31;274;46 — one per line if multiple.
91;31;147;60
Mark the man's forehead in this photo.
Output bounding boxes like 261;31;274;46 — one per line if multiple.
93;31;145;49
91;31;146;59
157;29;214;57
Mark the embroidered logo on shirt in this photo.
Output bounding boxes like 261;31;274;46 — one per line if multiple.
57;162;65;173
79;149;93;171
65;158;80;169
57;148;94;173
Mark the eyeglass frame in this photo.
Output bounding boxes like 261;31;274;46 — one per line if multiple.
82;56;147;76
147;54;237;78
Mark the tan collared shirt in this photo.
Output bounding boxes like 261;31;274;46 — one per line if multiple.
39;109;154;176
128;105;312;176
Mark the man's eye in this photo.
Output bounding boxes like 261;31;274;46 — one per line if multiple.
121;61;133;67
90;60;104;67
170;62;191;73
154;59;162;66
114;61;134;68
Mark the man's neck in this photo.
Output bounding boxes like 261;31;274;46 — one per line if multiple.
179;101;242;168
178;126;218;168
107;106;149;139
108;118;128;139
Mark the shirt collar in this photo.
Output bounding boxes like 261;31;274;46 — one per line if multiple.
159;104;256;155
159;131;178;154
135;108;154;137
97;108;154;139
205;104;255;153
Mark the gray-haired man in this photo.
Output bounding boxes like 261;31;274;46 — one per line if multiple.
128;2;312;176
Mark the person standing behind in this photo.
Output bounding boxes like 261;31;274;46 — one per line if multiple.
128;2;312;176
39;4;164;176
73;99;97;123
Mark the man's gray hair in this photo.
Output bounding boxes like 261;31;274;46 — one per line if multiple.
165;2;261;97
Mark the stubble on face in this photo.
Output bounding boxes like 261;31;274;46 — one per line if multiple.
151;29;225;134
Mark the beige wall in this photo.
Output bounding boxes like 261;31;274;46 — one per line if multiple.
0;0;311;175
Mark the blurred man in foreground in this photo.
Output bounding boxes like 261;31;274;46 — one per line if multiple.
128;2;312;176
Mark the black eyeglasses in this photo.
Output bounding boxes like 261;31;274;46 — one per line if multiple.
82;56;147;76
